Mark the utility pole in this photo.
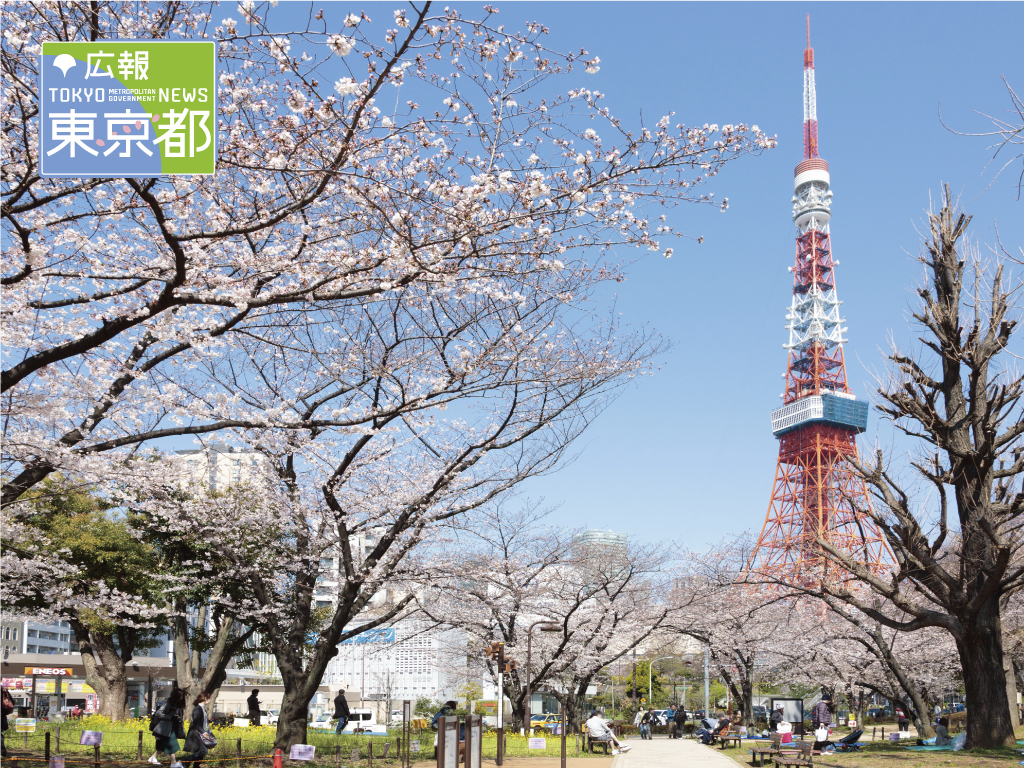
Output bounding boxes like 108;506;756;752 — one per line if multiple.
631;648;637;720
488;642;513;766
703;646;710;716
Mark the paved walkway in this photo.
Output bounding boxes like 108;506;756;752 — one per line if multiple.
610;736;740;768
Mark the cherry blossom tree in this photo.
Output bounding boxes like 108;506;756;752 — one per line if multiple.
3;0;774;740
421;505;695;730
1;0;774;508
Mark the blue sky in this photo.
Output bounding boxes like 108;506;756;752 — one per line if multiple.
429;2;1024;547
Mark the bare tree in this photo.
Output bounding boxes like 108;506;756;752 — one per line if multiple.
807;187;1023;748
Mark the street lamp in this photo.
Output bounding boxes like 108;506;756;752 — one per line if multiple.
648;657;672;704
525;621;561;732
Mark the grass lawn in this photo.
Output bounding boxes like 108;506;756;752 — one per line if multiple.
4;717;607;766
715;725;1024;768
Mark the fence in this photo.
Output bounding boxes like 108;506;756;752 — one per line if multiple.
5;727;413;768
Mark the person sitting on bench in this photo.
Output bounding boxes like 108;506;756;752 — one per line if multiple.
584;710;631;755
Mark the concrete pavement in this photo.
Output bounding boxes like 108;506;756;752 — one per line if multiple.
610;735;741;768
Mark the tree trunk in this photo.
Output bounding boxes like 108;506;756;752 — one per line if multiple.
740;674;754;728
1004;644;1020;727
70;620;130;721
956;600;1015;748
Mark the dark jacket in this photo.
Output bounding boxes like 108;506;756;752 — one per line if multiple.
673;708;686;725
247;693;260;714
151;702;183;738
333;694;350;720
431;705;455;730
183;704;210;754
811;700;832;726
770;710;784;727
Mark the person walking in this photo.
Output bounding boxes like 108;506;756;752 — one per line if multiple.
666;705;677;739
333;690;351;735
247;690;261;727
149;689;186;767
2;685;14;757
180;693;211;768
639;708;654;740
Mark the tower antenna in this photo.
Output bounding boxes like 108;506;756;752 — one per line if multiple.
806;14;810;48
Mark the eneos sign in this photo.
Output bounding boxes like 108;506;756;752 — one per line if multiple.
25;668;73;676
40;41;216;176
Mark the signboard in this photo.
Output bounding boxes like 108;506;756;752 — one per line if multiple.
25;668;72;676
40;41;216;177
289;745;316;761
410;741;420;752
438;716;458;768
847;718;856;729
340;628;396;645
15;718;37;733
80;731;103;746
528;738;546;750
467;716;482;768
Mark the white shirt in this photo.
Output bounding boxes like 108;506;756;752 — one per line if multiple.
585;716;612;739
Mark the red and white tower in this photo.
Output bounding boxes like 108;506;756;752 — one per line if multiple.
747;19;888;586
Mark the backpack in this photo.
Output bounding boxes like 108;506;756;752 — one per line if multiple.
149;703;166;732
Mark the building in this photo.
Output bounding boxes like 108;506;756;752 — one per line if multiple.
573;530;627;557
171;442;269;493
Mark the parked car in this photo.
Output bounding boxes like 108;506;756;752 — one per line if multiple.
232;709;279;727
651;710;670;726
752;706;768;721
339;708;388;735
530;714;564;732
693;709;706;720
309;716;334;731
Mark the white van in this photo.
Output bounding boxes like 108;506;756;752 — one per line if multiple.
232;709;279;727
338;708;387;735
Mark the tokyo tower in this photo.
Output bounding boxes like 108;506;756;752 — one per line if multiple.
746;18;888;587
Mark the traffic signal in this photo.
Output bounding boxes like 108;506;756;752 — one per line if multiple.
487;642;503;660
504;660;517;674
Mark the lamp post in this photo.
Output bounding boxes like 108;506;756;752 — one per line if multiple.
525;621;561;732
648;657;671;705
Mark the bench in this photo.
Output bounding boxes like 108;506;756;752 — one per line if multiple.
587;735;611;755
719;734;743;750
750;733;783;766
776;741;813;767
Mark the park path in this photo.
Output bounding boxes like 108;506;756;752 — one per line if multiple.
610;736;740;768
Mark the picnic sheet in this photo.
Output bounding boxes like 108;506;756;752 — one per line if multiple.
906;745;955;751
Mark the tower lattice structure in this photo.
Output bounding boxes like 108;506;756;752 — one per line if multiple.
747;20;888;587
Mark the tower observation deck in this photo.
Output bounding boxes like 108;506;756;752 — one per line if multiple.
746;18;888;587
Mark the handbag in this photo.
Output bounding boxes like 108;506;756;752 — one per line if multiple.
183;730;204;754
174;716;187;740
201;730;218;748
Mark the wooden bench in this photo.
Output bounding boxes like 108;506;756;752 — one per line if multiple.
586;735;611;755
719;734;743;750
776;741;813;767
750;733;782;766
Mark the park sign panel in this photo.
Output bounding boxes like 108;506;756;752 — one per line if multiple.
40;41;216;177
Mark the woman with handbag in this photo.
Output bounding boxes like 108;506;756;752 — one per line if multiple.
180;693;215;768
149;689;187;768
